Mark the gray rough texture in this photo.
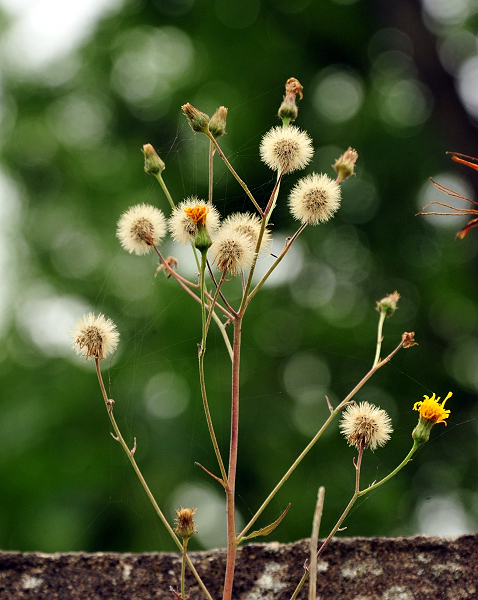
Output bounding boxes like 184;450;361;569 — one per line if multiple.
1;535;477;599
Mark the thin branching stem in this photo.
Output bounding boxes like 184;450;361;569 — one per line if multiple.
155;173;175;210
247;223;307;305
199;252;228;485
208;139;215;205
206;130;263;216
237;336;406;542
289;441;419;600
94;359;213;600
373;311;386;368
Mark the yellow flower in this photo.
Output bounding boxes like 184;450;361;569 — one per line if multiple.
413;392;452;426
412;391;452;445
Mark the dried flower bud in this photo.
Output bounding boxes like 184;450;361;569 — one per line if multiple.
376;291;400;317
174;507;197;540
412;391;452;445
142;143;165;175
155;256;178;277
333;147;358;181
278;77;303;124
402;332;417;348
182;103;210;134
209;106;228;139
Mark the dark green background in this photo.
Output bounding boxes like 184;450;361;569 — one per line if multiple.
1;0;477;553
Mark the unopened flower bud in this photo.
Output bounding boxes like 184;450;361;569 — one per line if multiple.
174;507;197;540
142;144;165;175
278;77;303;125
376;291;400;317
209;106;228;139
333;147;358;181
182;103;210;134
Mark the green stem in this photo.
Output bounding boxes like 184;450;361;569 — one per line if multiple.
181;538;188;600
247;223;307;305
155;172;175;210
208;139;214;205
237;336;406;542
290;442;419;600
94;359;213;600
373;311;386;368
206;131;263;215
199;252;228;484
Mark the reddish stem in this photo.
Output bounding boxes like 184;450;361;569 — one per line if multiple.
222;317;242;600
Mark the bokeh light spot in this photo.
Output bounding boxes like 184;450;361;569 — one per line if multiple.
313;68;364;123
144;372;190;419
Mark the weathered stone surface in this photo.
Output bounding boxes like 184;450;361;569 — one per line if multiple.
1;535;477;599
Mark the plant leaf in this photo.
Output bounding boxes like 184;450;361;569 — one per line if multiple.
240;504;291;542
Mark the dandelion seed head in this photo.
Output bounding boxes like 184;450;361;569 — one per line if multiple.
117;203;166;255
340;401;392;451
70;312;119;361
289;173;341;225
260;125;314;174
222;212;271;254
169;197;220;245
209;228;255;276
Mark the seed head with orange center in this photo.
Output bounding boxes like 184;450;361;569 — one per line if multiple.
184;204;209;226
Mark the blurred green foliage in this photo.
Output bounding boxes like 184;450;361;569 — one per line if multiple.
1;0;478;554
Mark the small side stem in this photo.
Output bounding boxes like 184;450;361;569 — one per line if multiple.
199;252;228;484
208;139;214;205
237;336;406;541
155;173;175;210
290;441;419;600
181;538;188;600
247;223;307;304
94;359;213;600
373;311;386;368
206;131;263;215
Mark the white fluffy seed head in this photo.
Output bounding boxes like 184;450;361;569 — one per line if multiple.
222;212;271;254
260;125;314;174
288;173;341;225
70;312;119;361
169;197;220;245
339;401;393;451
209;228;255;276
117;203;166;255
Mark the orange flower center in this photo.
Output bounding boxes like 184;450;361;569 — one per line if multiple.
184;204;208;226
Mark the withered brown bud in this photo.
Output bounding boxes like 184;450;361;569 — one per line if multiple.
209;106;228;139
155;256;179;278
402;332;418;348
333;147;358;181
142;143;165;175
182;103;210;134
278;77;303;124
174;507;197;540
